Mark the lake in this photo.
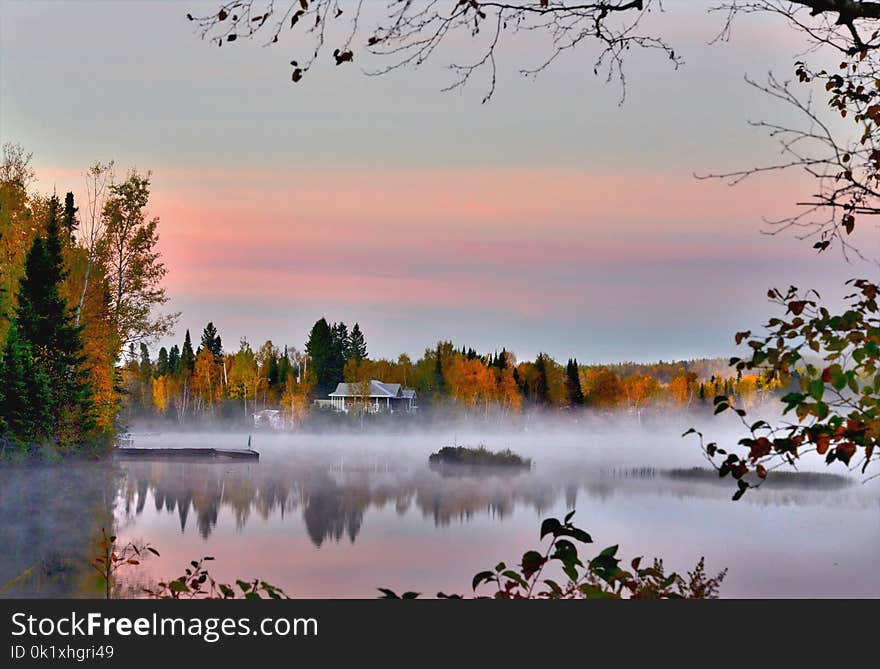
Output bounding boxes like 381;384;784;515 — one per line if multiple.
3;417;879;598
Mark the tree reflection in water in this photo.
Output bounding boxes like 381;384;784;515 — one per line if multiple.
115;450;870;547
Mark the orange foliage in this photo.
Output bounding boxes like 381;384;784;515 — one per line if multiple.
622;373;659;409
582;367;624;407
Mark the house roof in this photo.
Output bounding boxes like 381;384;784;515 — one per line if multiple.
328;380;417;399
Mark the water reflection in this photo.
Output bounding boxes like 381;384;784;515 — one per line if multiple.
3;435;879;599
0;461;119;597
115;452;879;547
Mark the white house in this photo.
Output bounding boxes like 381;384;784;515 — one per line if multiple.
326;380;417;413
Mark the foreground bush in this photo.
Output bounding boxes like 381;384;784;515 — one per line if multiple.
379;511;726;599
82;511;723;600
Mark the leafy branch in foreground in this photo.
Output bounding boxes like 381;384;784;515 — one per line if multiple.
89;531;289;599
688;279;880;500
143;557;289;600
379;511;726;599
90;528;160;600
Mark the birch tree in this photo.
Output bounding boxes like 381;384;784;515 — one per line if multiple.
98;169;178;348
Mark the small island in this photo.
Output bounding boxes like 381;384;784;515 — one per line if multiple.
428;445;532;469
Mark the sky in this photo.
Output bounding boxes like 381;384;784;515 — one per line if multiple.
1;0;875;363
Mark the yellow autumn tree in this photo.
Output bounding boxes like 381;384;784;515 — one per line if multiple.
193;347;222;414
151;374;170;415
668;371;699;406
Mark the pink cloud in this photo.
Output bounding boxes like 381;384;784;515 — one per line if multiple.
33;164;810;316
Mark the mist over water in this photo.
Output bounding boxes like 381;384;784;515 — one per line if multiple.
4;412;879;597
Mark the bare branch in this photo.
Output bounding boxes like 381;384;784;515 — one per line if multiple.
186;1;681;101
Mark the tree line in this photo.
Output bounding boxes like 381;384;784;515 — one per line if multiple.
0;145;173;455
122;317;782;426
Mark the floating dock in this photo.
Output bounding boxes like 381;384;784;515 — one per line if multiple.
114;447;259;461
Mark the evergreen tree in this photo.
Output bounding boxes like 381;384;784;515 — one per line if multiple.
333;321;351;362
565;358;584;407
139;343;152;376
168;344;180;374
434;342;445;391
533;353;549;405
332;322;349;379
180;330;195;375
277;348;292;393
156;346;169;377
62;191;78;239
305;318;336;396
0;323;52;444
138;343;153;411
200;321;223;360
348;322;367;362
6;203;94;444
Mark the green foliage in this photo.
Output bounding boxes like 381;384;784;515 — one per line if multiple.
532;353;550;405
88;530;289;599
89;528;160;599
62;191;78;239
348;322;367;363
379;511;726;599
147;563;289;600
179;329;195;375
565;358;584;407
155;346;169;377
0;323;52;447
98;169;177;347
306;317;346;395
167;344;180;374
0;201;95;452
200;321;223;361
428;445;531;468
692;279;880;499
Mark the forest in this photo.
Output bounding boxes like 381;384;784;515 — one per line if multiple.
0;141;783;450
121;321;781;428
0;149;173;456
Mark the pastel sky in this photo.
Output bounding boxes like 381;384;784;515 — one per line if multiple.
1;1;872;362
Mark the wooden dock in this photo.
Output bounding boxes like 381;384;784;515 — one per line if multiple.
114;447;259;461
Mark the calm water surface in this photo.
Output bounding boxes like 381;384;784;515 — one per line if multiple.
3;423;879;598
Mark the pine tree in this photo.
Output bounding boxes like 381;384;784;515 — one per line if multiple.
168;345;180;374
533;353;549;405
332;322;349;380
348;322;368;363
180;330;195;375
267;352;280;388
0;323;52;444
7;201;94;445
565;358;584;407
335;323;349;381
156;346;169;377
62;191;78;239
306;318;336;396
139;343;151;375
277;348;292;394
200;322;223;360
434;343;445;391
